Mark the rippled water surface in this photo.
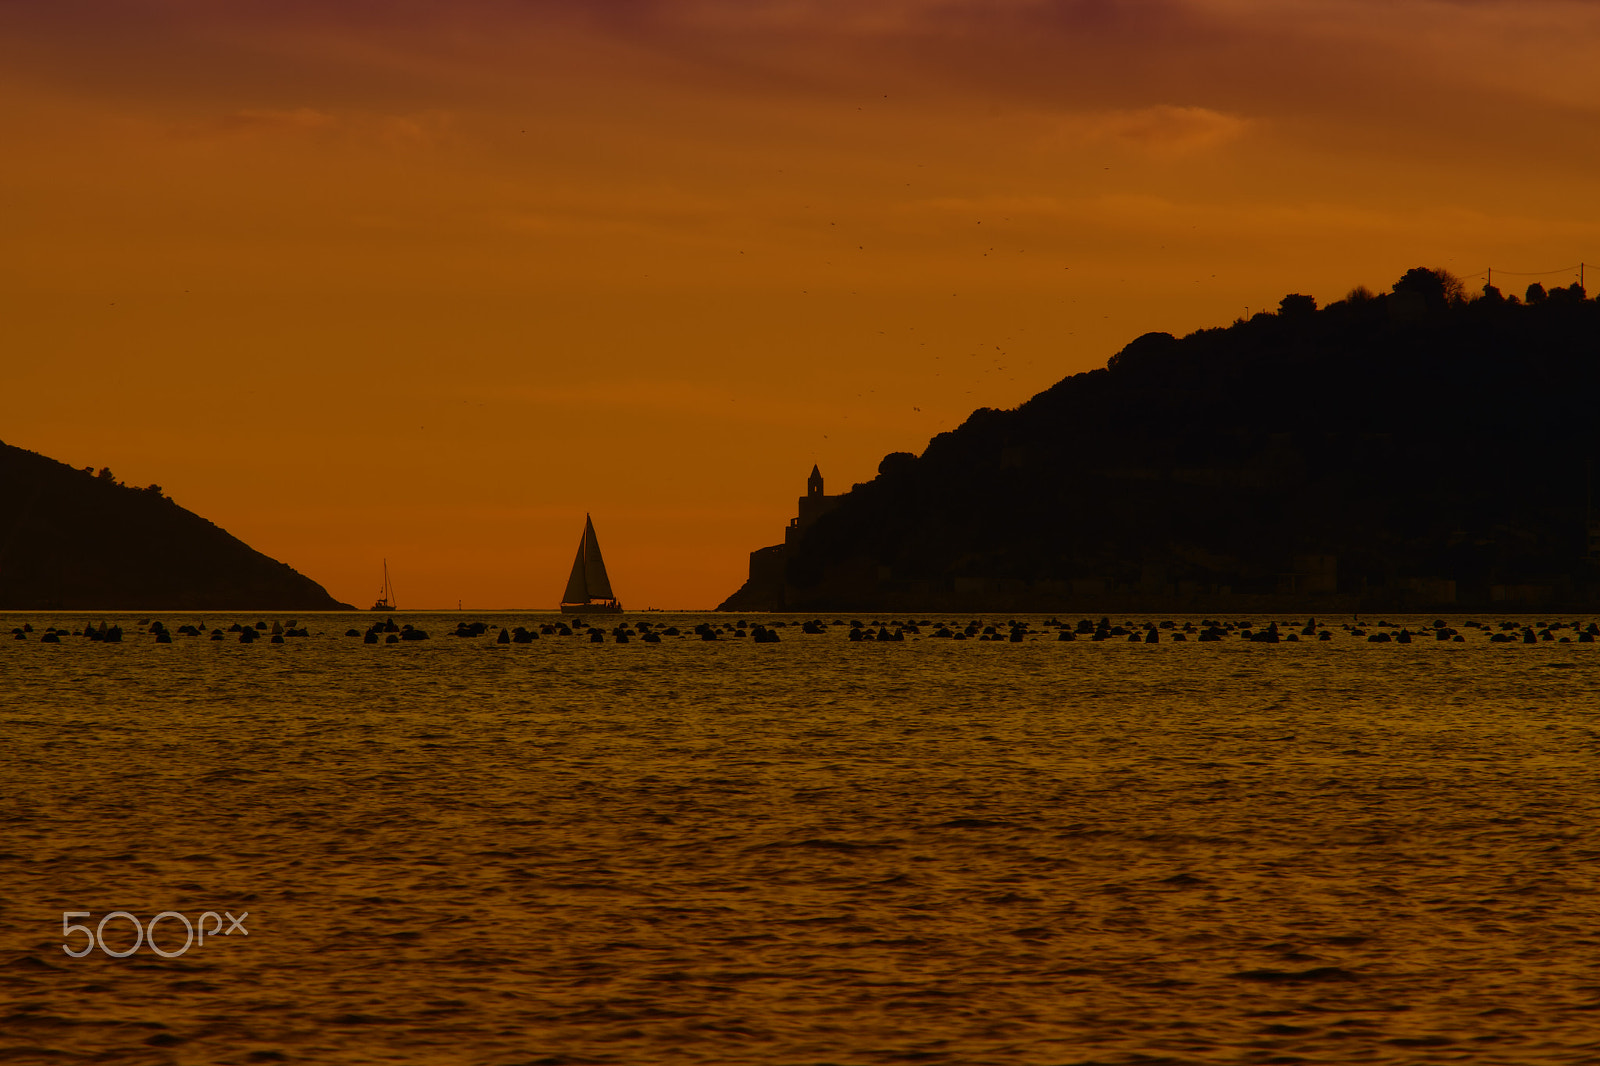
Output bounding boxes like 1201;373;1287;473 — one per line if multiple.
4;611;1600;1065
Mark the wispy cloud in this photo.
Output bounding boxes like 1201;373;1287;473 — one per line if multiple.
170;107;339;139
1049;105;1252;157
161;106;455;153
474;379;843;427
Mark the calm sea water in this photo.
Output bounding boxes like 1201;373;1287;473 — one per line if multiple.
4;611;1600;1065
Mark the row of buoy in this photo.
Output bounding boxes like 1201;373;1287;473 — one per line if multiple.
348;620;432;644
10;618;315;644
10;615;1600;646
343;618;776;645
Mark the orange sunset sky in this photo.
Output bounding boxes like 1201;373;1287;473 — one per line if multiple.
4;0;1600;609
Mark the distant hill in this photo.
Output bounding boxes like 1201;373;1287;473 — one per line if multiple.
722;269;1600;612
0;442;352;610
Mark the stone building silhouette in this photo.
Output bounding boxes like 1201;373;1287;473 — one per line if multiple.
787;465;843;544
717;465;842;610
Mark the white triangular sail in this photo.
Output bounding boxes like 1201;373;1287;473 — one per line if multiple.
562;515;614;604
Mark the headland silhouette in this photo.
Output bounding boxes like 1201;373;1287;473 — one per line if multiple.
722;268;1600;612
0;441;351;610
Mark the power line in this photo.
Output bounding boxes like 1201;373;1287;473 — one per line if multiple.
1458;263;1587;290
1487;264;1582;277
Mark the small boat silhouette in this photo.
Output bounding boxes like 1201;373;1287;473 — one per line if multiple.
370;559;397;611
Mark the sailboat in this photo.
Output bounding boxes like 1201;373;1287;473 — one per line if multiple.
560;515;622;614
370;559;397;611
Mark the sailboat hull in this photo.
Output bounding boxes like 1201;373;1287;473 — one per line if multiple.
561;601;622;615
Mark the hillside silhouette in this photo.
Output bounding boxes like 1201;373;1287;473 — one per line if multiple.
723;269;1600;612
0;442;351;610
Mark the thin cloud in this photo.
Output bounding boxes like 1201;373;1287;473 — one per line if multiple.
165;106;454;148
474;379;901;430
1051;105;1252;157
907;192;1600;245
13;0;1600;124
172;107;339;139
